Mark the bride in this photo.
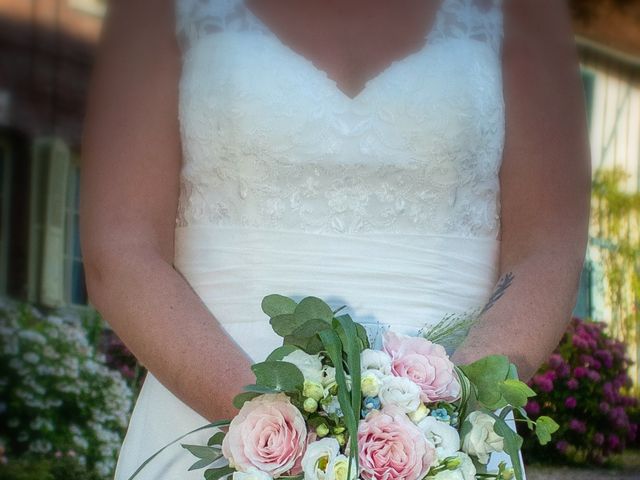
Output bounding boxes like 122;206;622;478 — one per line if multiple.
79;0;591;478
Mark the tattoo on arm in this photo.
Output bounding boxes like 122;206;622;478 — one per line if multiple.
479;272;514;315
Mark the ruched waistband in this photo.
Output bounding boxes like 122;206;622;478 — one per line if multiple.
173;225;500;361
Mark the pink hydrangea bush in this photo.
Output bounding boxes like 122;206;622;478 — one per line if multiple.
522;317;638;465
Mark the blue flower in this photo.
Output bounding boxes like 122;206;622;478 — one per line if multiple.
362;396;381;411
431;407;451;423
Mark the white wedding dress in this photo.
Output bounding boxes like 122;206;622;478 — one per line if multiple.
114;0;527;478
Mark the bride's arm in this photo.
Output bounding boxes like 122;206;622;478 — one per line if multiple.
450;0;591;382
80;0;254;421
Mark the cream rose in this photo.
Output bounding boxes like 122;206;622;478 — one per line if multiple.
282;350;323;384
360;349;392;375
301;438;340;480
378;375;422;413
461;411;505;464
417;416;461;459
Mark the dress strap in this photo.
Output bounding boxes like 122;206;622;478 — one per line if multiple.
430;0;504;56
175;0;264;53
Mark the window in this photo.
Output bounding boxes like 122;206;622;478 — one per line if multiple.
580;67;596;132
0;139;11;294
64;161;88;305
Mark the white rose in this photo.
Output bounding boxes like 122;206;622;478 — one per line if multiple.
302;438;340;480
233;468;272;480
326;454;357;480
361;370;384;397
378;376;421;413
417;416;461;459
282;350;323;384
427;453;476;480
461;411;505;464
360;349;392;375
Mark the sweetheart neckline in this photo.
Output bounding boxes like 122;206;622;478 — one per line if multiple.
240;0;449;102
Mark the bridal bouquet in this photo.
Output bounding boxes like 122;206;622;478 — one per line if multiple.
128;295;558;480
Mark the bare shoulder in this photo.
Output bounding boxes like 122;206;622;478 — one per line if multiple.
80;0;182;267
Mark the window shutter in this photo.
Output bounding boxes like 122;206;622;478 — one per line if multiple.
40;138;70;307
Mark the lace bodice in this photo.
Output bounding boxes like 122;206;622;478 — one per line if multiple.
173;0;505;237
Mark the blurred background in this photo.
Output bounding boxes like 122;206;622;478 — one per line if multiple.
0;0;639;479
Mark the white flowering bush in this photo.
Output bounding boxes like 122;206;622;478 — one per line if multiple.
0;296;134;478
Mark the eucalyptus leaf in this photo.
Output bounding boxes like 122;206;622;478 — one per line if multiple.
189;457;218;471
294;296;334;324
284;333;324;354
251;361;305;393
262;294;297;318
291;318;332;339
266;345;300;362
243;384;281;394
204;466;235;480
181;444;222;461
535;416;560;445
232;391;261;409
499;379;537;408
271;314;302;337
459;355;511;409
208;431;226;447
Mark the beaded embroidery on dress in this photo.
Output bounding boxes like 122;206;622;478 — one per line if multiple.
113;1;527;478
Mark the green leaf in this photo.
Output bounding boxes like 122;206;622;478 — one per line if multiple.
204;466;235;480
266;345;300;362
189;457;218;471
294;296;334;324
291;318;332;339
318;328;359;480
489;412;524;480
354;322;370;350
334;315;362;438
507;362;520;380
208;431;226;446
262;294;297;318
243;384;281;394
232;391;261;409
182;444;222;460
459;355;511;409
535;416;560;445
126;420;230;480
284;333;325;354
251;361;305;392
515;406;536;430
499;379;537;408
271;314;302;337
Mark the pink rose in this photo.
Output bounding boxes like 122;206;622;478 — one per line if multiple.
383;331;460;403
358;406;436;480
222;393;307;477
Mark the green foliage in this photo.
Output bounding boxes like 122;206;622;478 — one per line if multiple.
522;317;638;465
0;296;134;479
0;456;103;480
591;167;640;394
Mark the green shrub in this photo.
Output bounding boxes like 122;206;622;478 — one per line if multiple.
0;296;134;478
521;317;638;465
